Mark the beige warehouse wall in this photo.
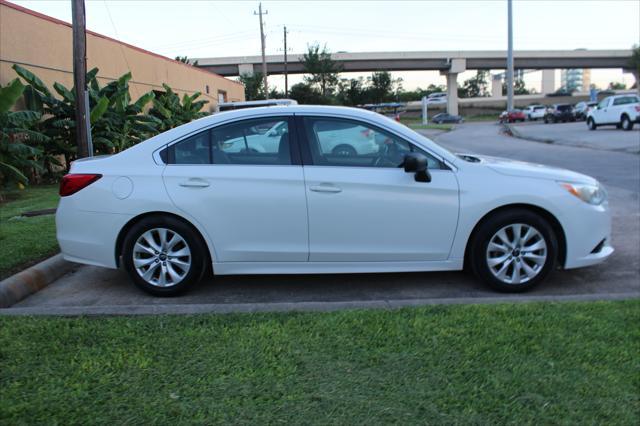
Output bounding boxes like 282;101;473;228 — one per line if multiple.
0;1;244;111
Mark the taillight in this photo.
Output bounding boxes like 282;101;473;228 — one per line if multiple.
59;174;102;197
635;105;640;112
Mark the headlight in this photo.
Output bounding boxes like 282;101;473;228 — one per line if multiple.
559;182;607;205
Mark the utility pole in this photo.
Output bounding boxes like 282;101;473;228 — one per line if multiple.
506;0;514;112
71;0;90;158
254;3;269;99
283;25;289;97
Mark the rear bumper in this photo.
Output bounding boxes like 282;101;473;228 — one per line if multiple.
56;199;133;269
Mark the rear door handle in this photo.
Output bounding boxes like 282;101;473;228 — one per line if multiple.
179;178;210;188
309;184;342;193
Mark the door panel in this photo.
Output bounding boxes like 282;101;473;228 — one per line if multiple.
163;165;308;262
304;167;459;261
162;117;308;262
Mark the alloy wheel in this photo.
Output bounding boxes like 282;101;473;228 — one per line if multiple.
133;228;192;287
485;223;548;285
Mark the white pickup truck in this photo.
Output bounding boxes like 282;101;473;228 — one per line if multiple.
586;94;640;131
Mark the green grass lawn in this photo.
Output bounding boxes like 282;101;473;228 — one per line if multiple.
0;185;59;279
1;300;638;424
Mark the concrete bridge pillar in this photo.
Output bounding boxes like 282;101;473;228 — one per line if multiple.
491;75;503;97
440;58;466;116
238;63;254;76
541;69;555;94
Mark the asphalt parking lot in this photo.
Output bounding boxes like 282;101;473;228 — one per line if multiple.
509;120;640;153
5;122;640;315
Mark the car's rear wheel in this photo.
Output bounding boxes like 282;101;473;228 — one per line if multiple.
621;115;634;131
587;118;597;130
122;216;207;296
469;209;558;292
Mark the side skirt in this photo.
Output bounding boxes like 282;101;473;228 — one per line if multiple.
212;260;464;275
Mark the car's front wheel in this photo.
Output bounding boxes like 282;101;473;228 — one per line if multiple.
587;118;597;130
122;216;207;296
469;209;558;292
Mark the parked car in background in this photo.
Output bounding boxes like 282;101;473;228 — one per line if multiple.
544;104;575;123
499;109;526;123
586;94;640;131
574;101;598;121
431;113;463;124
426;93;447;104
56;105;612;296
524;105;546;121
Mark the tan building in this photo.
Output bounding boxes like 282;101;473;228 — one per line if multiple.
0;0;244;111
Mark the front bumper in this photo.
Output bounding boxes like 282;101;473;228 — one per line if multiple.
562;200;613;269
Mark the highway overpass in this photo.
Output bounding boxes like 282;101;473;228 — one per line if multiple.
196;50;635;115
196;50;633;76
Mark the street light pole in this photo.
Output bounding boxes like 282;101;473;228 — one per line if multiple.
71;0;90;158
506;0;514;111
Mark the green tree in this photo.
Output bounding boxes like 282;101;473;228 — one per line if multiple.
366;71;403;104
175;56;199;66
301;43;342;97
288;83;324;105
337;77;367;106
0;79;47;190
460;70;490;98
608;82;626;90
502;78;531;95
628;44;639;92
238;72;265;101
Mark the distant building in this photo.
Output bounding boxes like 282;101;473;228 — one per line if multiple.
560;68;591;92
0;0;244;111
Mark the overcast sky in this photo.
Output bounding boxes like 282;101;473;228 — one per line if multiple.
11;0;640;91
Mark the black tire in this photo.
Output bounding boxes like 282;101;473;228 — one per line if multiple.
621;115;634;131
544;117;549;124
332;144;357;157
468;209;558;292
122;216;207;296
587;118;597;130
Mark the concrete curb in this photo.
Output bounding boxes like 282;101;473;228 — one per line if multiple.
505;123;640;154
0;254;78;308
1;292;638;316
505;123;554;144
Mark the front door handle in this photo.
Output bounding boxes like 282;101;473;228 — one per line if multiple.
309;184;342;193
179;178;210;188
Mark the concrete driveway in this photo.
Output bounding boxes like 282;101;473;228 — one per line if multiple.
5;122;639;315
510;120;640;154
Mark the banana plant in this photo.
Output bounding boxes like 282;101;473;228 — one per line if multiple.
0;79;47;189
149;84;208;132
12;64;157;171
89;72;159;153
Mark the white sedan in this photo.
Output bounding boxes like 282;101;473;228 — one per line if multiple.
56;106;613;296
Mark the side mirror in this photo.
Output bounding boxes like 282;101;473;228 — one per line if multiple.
403;152;431;183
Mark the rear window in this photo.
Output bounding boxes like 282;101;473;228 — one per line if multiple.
612;96;640;106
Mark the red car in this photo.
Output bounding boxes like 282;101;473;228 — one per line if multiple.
499;109;526;123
